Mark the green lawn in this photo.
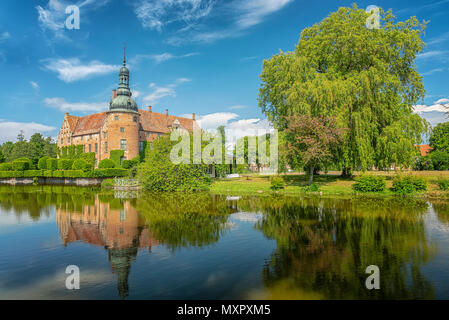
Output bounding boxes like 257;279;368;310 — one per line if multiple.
210;172;449;199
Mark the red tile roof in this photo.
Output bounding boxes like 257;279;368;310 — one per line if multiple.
72;112;107;136
418;144;433;157
68;109;197;136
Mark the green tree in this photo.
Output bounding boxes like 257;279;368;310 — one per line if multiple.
10;131;30;160
29;133;46;165
0;149;4;163
430;122;449;154
284;115;344;184
1;142;14;163
259;5;428;175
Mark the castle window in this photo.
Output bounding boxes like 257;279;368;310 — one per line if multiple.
150;142;153;150
83;145;85;153
95;143;98;153
139;141;144;152
68;137;71;144
104;142;108;153
120;139;127;151
89;144;92;153
133;116;137;122
103;132;107;138
120;210;126;222
115;116;119;121
61;138;63;144
146;132;150;138
120;127;125;133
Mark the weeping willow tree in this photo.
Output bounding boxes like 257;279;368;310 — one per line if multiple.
259;5;429;174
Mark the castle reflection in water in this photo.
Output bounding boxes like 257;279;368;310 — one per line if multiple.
56;197;159;299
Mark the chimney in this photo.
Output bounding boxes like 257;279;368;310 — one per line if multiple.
148;106;152;112
192;113;196;121
165;109;168;117
65;112;69;117
112;89;117;99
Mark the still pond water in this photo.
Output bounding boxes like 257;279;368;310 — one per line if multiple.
1;185;449;300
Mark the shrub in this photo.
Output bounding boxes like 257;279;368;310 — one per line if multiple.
64;170;90;178
38;157;49;170
23;170;44;178
122;159;139;169
353;175;386;192
79;152;96;169
46;158;58;171
57;159;74;170
72;159;87;170
391;175;428;195
13;161;30;171
101;179;115;188
110;150;125;168
431;151;449;171
436;179;449;191
304;183;320;192
14;157;33;168
44;170;53;178
414;155;433;171
0;171;24;178
0;163;13;171
52;170;65;178
270;176;285;190
98;159;115;169
92;168;129;178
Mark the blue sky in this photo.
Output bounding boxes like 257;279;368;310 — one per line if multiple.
0;0;448;143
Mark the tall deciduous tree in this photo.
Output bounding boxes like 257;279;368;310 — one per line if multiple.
259;5;428;175
285;115;344;184
430;122;449;154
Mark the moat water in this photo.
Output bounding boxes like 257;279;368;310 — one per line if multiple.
1;185;449;299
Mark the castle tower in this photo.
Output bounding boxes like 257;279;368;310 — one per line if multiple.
107;46;140;161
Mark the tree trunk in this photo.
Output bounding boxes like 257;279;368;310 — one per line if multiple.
341;167;352;178
308;165;314;185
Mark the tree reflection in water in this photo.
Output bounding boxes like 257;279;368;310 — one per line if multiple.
245;196;437;299
0;185;447;299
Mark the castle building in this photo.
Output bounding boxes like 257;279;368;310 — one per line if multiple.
57;51;199;165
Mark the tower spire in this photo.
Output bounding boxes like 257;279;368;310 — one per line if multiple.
123;42;126;66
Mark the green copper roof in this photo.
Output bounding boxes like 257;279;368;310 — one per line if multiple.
109;50;138;113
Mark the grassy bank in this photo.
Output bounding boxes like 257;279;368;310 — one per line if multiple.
210;171;449;199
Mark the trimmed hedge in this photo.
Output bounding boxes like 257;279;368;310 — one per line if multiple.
122;159;139;169
13;161;30;171
110;150;124;168
352;175;386;193
58;159;74;170
0;163;13;171
0;171;24;178
64;170;90;178
38;157;49;170
46;158;58;171
23;170;45;178
98;159;115;169
92;168;128;178
72;159;87;170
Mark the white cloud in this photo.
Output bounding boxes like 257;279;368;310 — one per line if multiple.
43;58;119;82
134;0;293;45
0;31;11;42
435;98;449;105
422;68;446;76
413;103;449;114
30;81;40;91
134;0;214;32
44;97;108;113
36;0;111;40
0;120;56;143
229;105;247;110
194;112;239;130
130;52;199;65
417;51;447;60
142;78;191;104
